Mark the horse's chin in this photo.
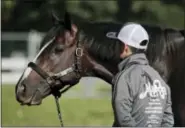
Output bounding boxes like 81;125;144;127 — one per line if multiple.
21;100;42;106
21;88;51;106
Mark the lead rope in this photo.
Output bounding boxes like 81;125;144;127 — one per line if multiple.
54;96;64;127
53;38;83;127
53;85;74;127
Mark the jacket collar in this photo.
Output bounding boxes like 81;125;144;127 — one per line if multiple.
118;53;149;71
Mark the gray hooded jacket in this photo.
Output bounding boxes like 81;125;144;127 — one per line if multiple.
112;53;174;127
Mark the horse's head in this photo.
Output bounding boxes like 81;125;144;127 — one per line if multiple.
15;12;96;105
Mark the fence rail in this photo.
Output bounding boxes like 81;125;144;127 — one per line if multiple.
2;31;44;84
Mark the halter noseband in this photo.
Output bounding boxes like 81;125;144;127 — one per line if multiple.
27;39;83;127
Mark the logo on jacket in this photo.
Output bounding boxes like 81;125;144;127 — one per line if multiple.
139;80;167;99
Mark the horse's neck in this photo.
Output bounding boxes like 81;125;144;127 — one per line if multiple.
84;54;115;84
92;63;114;84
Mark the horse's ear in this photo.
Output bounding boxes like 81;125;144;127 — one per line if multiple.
51;10;60;25
71;24;78;36
64;11;72;31
51;10;64;25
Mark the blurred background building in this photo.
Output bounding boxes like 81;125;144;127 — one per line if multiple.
1;0;184;126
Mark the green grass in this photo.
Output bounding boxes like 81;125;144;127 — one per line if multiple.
2;85;113;126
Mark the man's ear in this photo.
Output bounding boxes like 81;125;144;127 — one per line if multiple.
120;44;129;58
124;45;129;52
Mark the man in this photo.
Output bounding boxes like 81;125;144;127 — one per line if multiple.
111;23;174;127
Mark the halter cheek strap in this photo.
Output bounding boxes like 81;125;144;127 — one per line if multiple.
27;39;84;127
53;67;74;78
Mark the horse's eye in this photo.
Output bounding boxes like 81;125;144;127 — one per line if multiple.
54;45;64;53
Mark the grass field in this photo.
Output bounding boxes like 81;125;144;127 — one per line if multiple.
2;85;113;126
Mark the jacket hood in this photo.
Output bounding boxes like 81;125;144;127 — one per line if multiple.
118;53;149;71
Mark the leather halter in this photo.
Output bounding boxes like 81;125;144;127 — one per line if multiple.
27;39;83;127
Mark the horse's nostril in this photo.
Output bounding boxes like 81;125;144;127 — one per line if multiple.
20;84;26;92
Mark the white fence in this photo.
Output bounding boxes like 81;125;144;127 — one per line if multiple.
2;31;44;85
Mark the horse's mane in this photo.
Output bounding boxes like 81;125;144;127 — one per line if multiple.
146;26;184;63
77;21;184;64
40;19;184;66
78;22;123;64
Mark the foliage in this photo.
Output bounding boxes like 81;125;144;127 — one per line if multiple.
2;0;184;32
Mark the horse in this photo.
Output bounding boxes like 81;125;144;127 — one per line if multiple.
15;12;185;126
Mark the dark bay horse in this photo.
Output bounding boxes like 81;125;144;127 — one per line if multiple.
15;13;185;126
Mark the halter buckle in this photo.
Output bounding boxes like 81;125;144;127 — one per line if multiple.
75;48;83;57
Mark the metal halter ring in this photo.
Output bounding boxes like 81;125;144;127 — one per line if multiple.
75;47;83;57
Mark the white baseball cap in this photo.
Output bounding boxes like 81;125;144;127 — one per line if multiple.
117;23;149;50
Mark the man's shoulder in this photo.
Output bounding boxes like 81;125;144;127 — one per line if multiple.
125;64;144;78
138;64;170;89
113;65;143;84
